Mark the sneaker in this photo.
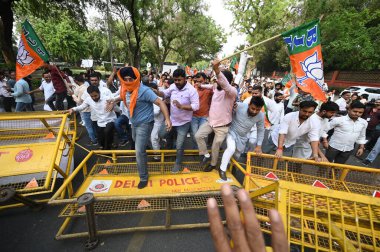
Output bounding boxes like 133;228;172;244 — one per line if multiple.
171;164;180;174
86;141;98;146
119;140;129;146
138;180;148;189
200;155;211;166
361;159;371;166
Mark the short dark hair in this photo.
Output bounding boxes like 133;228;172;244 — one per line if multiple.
42;70;50;76
173;69;186;78
63;68;73;76
74;74;84;83
252;85;263;92
349;101;365;109
194;72;207;79
299;100;318;109
274;92;283;98
320;101;339;112
341;91;350;96
249;96;265;107
89;73;99;79
95;71;102;79
221;70;233;84
87;85;100;94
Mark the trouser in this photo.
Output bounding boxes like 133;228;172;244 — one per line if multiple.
47;92;66;110
15;102;32;112
195;122;229;166
3;96;14;112
325;146;351;164
191;116;208;149
151;122;163;150
159;122;191;168
97;122;115;150
81;112;97;143
133;121;154;181
114;114;133;142
262;135;294;156
220;134;239;172
66;95;76;109
365;137;380;163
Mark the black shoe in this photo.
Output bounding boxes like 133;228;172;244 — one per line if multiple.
361;159;371;166
86;141;98;147
200;155;211;166
119;140;129;146
204;165;215;172
219;169;227;181
138;180;148;189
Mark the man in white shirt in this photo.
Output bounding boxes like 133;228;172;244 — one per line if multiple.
323;101;368;164
68;85;116;150
29;72;55;111
263;100;321;161
293;101;339;160
83;73;113;136
0;70;14;112
335;91;351;115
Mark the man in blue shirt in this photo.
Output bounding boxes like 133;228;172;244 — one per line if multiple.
12;76;33;112
113;67;172;189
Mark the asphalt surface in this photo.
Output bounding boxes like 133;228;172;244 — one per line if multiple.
0;105;379;252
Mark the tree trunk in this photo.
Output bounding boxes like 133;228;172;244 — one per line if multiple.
129;0;141;68
0;0;16;65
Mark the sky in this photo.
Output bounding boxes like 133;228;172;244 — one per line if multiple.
86;0;246;58
204;0;247;57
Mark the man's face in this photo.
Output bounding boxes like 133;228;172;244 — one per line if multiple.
248;87;253;93
275;85;282;90
90;77;100;86
321;110;337;119
274;95;284;103
251;90;262;97
123;76;135;83
174;76;186;90
90;91;100;102
299;106;316;120
43;73;52;83
10;72;16;80
348;108;364;120
342;93;350;100
194;77;205;86
149;75;153;81
247;104;262;117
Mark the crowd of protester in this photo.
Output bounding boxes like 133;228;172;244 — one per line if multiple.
0;61;379;188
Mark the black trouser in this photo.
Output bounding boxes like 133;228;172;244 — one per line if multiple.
3;96;14;112
66;95;76;109
325;146;352;164
47;92;67;111
97;122;115;150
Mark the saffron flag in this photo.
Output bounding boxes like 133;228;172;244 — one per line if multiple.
229;57;239;74
185;65;191;76
282;19;326;102
16;20;49;81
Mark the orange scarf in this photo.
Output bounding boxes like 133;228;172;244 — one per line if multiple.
117;67;141;117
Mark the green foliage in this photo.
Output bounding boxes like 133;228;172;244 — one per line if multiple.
226;0;380;71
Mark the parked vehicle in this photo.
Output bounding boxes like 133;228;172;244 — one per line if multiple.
340;86;380;100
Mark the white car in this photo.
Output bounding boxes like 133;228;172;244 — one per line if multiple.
340;86;380;101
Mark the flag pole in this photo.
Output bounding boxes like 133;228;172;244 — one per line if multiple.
218;33;282;63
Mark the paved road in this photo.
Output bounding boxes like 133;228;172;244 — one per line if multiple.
0;109;379;252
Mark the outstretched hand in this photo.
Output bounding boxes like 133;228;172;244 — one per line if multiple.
207;184;288;252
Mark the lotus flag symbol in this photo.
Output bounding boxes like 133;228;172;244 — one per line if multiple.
299;51;324;88
16;39;34;67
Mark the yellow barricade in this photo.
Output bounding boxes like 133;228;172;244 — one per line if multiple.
0;112;76;209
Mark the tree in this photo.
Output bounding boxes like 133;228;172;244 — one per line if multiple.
1;0;89;65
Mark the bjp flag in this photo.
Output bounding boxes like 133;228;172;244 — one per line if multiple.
282;19;326;102
16;20;49;80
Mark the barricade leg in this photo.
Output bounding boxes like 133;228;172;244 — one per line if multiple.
0;187;43;211
77;193;99;250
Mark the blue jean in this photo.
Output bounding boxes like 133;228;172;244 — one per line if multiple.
366;137;380;163
132;122;154;181
15;102;32;112
159;122;191;167
191;116;208;136
115;114;132;142
81;112;97;143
